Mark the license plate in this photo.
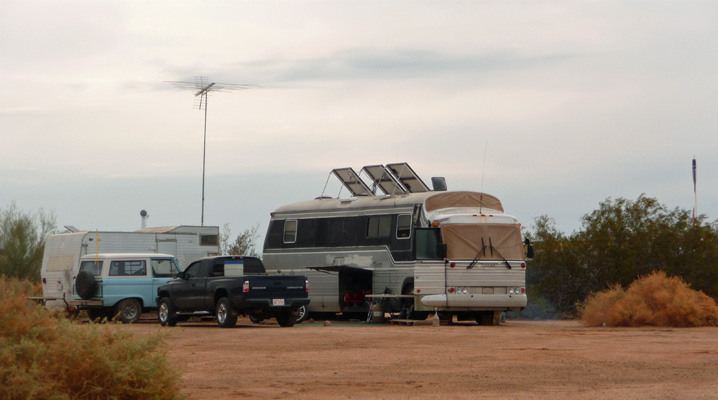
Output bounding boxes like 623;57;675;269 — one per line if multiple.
272;299;285;306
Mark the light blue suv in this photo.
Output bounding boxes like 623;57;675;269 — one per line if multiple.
73;253;181;323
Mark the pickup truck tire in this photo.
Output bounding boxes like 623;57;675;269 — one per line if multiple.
295;305;309;324
115;299;142;324
158;297;178;327
276;309;297;327
75;270;98;300
216;297;238;328
249;314;264;324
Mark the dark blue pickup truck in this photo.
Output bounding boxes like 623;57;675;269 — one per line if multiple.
156;255;309;328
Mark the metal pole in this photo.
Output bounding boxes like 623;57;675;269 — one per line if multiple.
201;93;208;226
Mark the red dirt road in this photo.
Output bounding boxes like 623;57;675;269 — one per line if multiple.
124;318;718;399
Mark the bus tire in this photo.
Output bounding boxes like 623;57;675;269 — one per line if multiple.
402;283;430;321
476;311;494;326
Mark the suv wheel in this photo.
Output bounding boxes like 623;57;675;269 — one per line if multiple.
116;299;142;324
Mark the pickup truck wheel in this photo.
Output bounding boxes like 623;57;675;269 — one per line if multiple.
276;309;297;327
249;314;264;324
295;305;309;324
115;299;142;324
216;297;238;328
158;297;178;327
75;270;98;300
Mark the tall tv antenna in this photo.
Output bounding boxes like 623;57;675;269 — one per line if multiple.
167;76;257;226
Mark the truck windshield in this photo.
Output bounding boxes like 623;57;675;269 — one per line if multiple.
441;223;524;261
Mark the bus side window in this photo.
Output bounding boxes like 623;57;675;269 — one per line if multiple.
415;228;441;260
367;215;391;238
396;214;412;239
284;220;298;244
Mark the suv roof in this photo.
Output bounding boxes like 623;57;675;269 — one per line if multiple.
79;253;175;260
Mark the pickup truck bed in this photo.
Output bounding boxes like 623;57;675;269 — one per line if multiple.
156;255;309;328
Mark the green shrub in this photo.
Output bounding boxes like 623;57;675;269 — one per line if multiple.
0;276;184;400
580;271;718;327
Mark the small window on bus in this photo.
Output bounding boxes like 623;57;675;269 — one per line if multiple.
109;260;146;276
79;260;102;277
284;220;298;243
415;228;442;260
367;215;392;238
396;215;412;239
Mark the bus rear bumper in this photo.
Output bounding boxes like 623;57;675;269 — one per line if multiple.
420;293;527;309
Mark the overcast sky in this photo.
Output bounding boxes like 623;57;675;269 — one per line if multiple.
2;1;717;246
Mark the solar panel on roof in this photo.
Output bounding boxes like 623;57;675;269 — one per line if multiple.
386;162;430;193
360;165;407;195
331;168;373;196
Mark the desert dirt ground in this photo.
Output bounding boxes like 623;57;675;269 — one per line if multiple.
122;316;718;400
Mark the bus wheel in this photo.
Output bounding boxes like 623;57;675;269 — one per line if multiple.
402;284;430;321
476;311;498;326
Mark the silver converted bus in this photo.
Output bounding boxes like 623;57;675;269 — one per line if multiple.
262;163;533;325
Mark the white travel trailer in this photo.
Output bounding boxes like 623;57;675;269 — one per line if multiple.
40;225;220;309
262;163;533;325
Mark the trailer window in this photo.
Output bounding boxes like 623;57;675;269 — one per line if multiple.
201;234;218;246
367;215;392;238
151;259;179;278
79;260;102;277
396;215;412;239
109;260;147;276
284;220;298;243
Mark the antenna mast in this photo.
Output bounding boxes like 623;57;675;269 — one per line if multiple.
167;76;257;226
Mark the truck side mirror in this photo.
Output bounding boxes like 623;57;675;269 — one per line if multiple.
437;243;448;259
526;244;535;260
176;271;187;280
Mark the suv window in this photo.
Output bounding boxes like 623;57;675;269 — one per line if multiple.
152;258;179;278
79;260;102;276
109;260;147;276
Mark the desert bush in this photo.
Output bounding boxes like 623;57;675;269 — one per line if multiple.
0;276;184;400
0;203;56;282
580;271;718;327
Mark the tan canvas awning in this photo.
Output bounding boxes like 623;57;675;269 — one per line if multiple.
425;192;503;213
441;223;524;260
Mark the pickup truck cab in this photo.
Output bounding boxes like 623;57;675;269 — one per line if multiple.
156;255;309;328
73;253;181;323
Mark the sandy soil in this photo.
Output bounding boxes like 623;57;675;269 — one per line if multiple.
123;317;718;400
